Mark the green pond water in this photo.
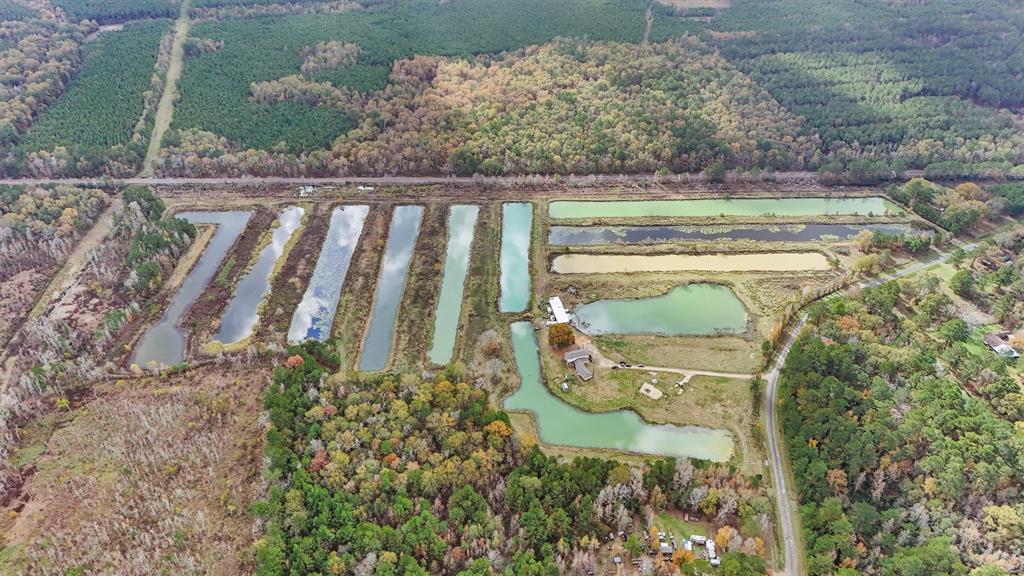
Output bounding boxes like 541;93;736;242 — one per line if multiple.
572;284;748;336
359;206;423;372
428;205;479;365
505;322;733;461
549;197;901;219
498;202;533;313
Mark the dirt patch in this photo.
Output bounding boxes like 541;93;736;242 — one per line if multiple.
0;364;268;575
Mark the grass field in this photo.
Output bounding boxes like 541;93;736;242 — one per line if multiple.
19;20;168;153
172;0;665;151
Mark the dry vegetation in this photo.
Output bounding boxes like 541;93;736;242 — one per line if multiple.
0;365;268;575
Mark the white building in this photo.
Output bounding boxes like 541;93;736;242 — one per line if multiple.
549;296;571;324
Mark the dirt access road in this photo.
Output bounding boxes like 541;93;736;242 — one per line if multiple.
0;170;935;188
140;0;190;176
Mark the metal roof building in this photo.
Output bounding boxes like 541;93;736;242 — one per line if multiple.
549;296;571;324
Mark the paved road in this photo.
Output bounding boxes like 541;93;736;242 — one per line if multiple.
764;315;807;576
858;242;977;289
0;170;935;188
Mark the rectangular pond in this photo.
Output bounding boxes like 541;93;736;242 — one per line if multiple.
549;223;920;245
572;284;748;336
214;205;304;345
549;197;902;219
505;321;733;461
288;205;368;343
132;210;252;367
498;202;533;313
358;205;423;372
551;252;830;273
427;205;479;365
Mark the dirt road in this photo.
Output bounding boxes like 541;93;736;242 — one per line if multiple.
0;170;938;188
140;0;190;176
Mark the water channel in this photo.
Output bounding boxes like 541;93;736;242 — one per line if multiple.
132;210;252;366
505;322;733;461
549;223;919;245
288;205;368;343
358;205;423;372
572;284;748;336
214;206;303;345
549;197;901;219
498;203;533;313
428;205;479;365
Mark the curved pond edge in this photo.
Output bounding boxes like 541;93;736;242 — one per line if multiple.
503;321;734;462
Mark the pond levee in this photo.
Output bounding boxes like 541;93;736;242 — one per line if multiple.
358;205;423;372
214;205;304;345
133;210;252;367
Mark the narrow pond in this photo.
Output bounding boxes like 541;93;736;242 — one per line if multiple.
572;284;748;336
498;202;533;313
359;205;423;372
214;206;304;345
428;205;479;365
288;205;368;343
133;210;252;367
505;322;733;461
551;252;830;273
549;197;901;219
549;223;919;245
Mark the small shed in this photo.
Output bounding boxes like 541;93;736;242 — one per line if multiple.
640;383;663;400
985;333;1020;359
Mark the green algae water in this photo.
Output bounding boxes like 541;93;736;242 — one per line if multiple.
359;205;423;372
428;205;479;365
549;197;901;219
498;203;533;313
572;284;748;336
505;322;733;461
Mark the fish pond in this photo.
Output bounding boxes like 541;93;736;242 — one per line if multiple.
214;206;304;345
549;223;919;245
359;205;423;372
505;322;733;461
498;202;533;313
288;205;368;343
133;211;252;366
549;197;901;219
428;205;479;365
571;284;748;336
551;252;830;274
